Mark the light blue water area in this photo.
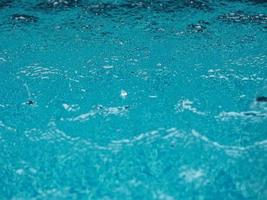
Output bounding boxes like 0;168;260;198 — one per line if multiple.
0;0;267;199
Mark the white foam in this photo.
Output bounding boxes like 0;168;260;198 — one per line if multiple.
64;105;128;122
62;103;80;112
154;191;175;200
175;99;205;115
179;168;204;183
16;169;24;175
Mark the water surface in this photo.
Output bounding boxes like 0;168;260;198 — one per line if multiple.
0;0;267;199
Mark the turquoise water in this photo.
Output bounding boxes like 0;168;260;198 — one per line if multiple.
0;0;267;199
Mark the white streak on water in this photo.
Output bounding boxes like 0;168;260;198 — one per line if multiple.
217;111;267;121
70;110;97;122
19;64;60;80
191;129;267;153
23;83;32;99
102;65;114;69
23;119;267;157
62;103;80;112
0;57;7;62
201;68;264;82
108;128;182;151
0;120;16;132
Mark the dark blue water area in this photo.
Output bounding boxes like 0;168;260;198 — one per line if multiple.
0;0;267;199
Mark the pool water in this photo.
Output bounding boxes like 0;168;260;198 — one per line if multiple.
0;0;267;199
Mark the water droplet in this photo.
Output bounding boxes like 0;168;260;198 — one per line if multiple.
120;89;128;99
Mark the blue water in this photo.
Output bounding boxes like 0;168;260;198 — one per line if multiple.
0;0;267;199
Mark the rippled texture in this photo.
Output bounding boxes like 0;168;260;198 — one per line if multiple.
0;0;267;199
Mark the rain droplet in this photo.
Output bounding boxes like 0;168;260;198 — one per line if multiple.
120;90;128;99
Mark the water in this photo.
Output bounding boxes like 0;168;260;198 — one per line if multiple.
0;0;267;199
